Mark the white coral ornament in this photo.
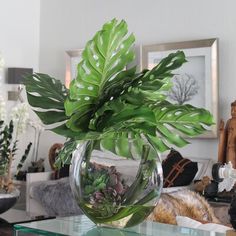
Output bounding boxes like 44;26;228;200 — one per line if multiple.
218;162;236;192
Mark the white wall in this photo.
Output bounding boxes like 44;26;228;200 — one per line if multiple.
0;0;58;171
0;0;40;105
39;0;236;161
0;0;40;70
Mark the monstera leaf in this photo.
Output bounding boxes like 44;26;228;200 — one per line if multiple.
55;140;79;168
23;19;214;165
89;51;187;130
122;51;187;105
24;73;68;130
65;19;135;132
93;101;213;156
24;73;67;110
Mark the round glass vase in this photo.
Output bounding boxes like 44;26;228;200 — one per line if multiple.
70;139;163;228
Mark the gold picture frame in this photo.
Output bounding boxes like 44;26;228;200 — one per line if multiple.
65;49;83;88
142;38;218;138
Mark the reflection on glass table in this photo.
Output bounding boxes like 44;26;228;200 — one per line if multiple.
14;215;226;236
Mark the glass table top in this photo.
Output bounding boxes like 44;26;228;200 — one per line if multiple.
14;215;226;236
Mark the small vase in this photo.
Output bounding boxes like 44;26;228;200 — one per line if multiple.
70;139;163;228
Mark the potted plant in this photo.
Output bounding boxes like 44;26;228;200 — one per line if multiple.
23;19;213;228
0;98;32;213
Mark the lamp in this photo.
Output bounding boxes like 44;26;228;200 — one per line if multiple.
7;67;33;102
8;67;33;84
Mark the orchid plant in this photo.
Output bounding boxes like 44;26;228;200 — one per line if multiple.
0;97;32;193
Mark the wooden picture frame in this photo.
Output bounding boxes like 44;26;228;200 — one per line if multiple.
65;49;83;88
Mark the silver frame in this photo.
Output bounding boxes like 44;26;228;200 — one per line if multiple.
142;39;218;138
65;49;83;88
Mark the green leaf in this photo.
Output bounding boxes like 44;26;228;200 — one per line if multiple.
129;133;146;158
100;205;152;223
22;19;214;167
55;140;79;168
115;132;132;158
93;99;214;154
51;124;82;138
24;73;67;110
100;133;116;154
81;202;153;224
105;106;156;128
144;50;187;80
152;101;214;148
123;147;157;205
100;132;133;159
135;189;158;206
16;142;32;174
35;111;68;125
125;205;154;227
99;132;157;160
23;73;69;129
27;93;65;110
154;102;214;127
52;124;102;141
65;19;135;131
156;124;189;147
122;51;187;106
0;121;14;164
145;134;169;153
93;99;156;132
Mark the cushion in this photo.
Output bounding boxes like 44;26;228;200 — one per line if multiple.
162;149;198;187
30;177;82;216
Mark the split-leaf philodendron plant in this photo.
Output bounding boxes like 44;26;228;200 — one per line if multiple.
24;19;214;167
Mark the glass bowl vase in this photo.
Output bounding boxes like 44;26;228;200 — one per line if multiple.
70;138;163;228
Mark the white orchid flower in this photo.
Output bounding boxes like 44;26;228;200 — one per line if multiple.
10;102;29;136
0;95;6;122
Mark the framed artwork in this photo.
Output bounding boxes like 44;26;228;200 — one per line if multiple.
142;38;218;138
65;49;83;88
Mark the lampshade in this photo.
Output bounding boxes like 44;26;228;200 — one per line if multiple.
8;67;33;84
